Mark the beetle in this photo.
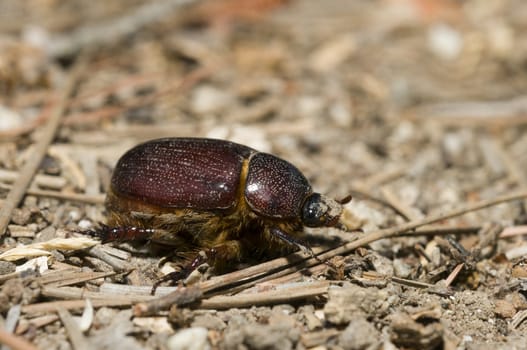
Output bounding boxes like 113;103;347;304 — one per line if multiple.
93;137;349;287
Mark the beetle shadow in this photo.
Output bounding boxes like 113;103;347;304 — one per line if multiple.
305;231;344;248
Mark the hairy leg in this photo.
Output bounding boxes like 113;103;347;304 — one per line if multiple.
151;239;243;294
84;223;156;243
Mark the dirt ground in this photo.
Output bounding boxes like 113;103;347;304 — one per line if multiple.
1;0;527;349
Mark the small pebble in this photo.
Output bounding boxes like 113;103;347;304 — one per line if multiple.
11;208;32;226
0;261;16;275
309;34;356;72
427;23;463;61
94;307;119;327
393;259;413;279
0;106;22;131
167;327;210;350
191;313;227;330
494;300;516;319
191;86;233;114
8;224;36;238
339;316;379;350
324;284;390;325
441;130;480;168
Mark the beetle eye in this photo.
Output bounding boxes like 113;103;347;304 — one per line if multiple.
302;194;327;227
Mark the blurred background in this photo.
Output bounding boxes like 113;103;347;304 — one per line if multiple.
1;0;527;348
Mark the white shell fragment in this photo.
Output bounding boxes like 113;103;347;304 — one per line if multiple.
15;256;49;274
79;299;94;332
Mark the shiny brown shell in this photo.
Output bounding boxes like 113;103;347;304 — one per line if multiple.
109;138;313;219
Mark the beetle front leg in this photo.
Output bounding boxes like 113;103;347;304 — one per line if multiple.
269;227;329;267
269;227;315;257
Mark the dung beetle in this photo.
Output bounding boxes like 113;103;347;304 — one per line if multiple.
94;137;350;287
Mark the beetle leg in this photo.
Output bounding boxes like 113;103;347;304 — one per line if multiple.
151;251;209;294
151;270;187;294
84;223;156;243
151;240;243;294
269;227;334;270
269;227;317;259
333;222;353;232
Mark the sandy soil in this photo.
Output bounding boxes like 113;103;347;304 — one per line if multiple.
1;1;527;349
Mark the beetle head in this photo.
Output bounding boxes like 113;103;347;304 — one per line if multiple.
301;193;348;228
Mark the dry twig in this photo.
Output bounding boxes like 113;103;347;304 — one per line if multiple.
133;285;202;316
511;310;527;329
500;225;527;238
0;329;38;350
22;299;134;316
16;315;59;335
400;226;480;237
444;263;464;288
86;246;129;272
0;170;66;190
39;271;115;288
404;96;527;126
199;281;330;310
0;184;104;205
134;281;329;316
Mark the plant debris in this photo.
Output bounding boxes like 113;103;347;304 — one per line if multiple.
2;0;527;349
